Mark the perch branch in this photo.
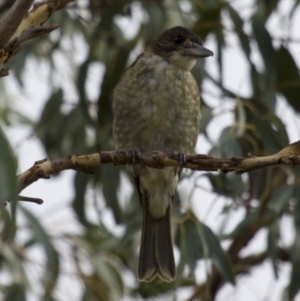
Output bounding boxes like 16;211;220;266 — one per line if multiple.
17;141;300;193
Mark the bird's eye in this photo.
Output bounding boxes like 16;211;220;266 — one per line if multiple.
174;36;184;45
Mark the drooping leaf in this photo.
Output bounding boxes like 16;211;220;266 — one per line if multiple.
72;172;90;228
250;112;284;153
277;46;300;113
20;207;60;294
201;221;235;284
177;214;234;284
255;0;280;21
0;242;26;285
252;14;277;111
4;284;26;301
143;2;166;39
264;114;289;147
101;164;123;224
205;173;247;199
176;217;204;273
92;254;124;299
199;102;213;133
226;208;264;239
209;126;242;158
267;220;280;278
193;4;224;39
268;184;293;214
234;99;246;137
252;14;277;83
227;5;251;58
36;89;65;158
0;126;17;205
97;47;130;128
288;186;300;300
0;127;17;239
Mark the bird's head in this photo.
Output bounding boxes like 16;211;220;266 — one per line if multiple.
148;26;213;71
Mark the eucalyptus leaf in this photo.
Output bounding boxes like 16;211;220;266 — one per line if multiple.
288;186;300;300
4;284;26;301
201;222;235;284
277;46;300;113
268;184;293;214
0;126;17;205
20;207;60;294
267;220;280;278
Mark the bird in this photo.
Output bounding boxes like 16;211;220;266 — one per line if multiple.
112;26;213;282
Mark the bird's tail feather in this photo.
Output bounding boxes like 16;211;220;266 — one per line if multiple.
138;194;176;282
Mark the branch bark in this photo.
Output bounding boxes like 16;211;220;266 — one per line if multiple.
0;0;74;67
0;0;34;48
17;141;300;193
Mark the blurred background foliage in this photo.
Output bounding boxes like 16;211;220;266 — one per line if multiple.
1;0;300;300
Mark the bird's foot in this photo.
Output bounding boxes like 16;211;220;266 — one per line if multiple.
173;151;186;176
128;148;141;177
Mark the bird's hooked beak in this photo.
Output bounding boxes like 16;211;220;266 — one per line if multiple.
183;42;213;58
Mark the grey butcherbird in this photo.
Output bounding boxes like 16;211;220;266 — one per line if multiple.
113;26;213;282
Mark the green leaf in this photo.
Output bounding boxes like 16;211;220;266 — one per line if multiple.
289;232;300;300
267;220;280;278
255;0;280;21
268;184;293;214
81;274;109;301
205;173;247;199
193;4;224;39
0;207;13;241
97;47;130;127
4;284;26;301
201;222;235;284
199;103;213;133
227;5;251;58
234;99;246;137
0;243;26;285
209;126;242;158
101;165;123;224
61;107;88;154
251;112;284;153
143;3;166;39
226;208;260;239
0;127;17;239
0;126;17;205
20;207;60;294
72;173;90;228
36;89;64;157
252;14;277;83
177;215;234;284
288;186;300;300
92;254;124;299
264;114;289;146
176;218;204;273
277;46;300;113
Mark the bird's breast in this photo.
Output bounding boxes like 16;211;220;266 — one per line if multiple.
113;54;201;154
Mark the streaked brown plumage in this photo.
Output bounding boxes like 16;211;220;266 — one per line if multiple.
113;26;213;282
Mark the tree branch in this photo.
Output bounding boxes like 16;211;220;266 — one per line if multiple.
17;141;300;193
0;0;34;48
0;0;74;67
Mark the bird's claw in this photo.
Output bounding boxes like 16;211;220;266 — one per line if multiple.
173;151;186;175
128;148;141;177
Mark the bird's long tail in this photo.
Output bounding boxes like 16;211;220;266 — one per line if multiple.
137;194;176;282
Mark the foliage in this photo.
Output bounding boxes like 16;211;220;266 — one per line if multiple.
1;0;300;300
